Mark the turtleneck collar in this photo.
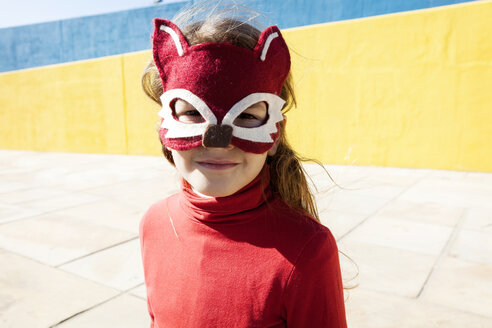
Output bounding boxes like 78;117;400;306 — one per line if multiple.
178;166;272;223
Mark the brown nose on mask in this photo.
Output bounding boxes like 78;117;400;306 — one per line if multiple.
202;124;233;148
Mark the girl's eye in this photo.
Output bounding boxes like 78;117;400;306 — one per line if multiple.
239;113;260;120
173;99;205;124
234;102;267;128
177;110;206;123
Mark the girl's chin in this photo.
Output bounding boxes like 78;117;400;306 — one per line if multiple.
192;182;242;198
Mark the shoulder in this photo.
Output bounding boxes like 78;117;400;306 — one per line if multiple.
266;198;337;263
291;224;338;271
293;228;339;270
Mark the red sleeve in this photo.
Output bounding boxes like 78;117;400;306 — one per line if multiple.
282;230;347;328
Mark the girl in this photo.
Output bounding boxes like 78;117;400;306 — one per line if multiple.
140;6;347;328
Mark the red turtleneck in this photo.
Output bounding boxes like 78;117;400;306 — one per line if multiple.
139;170;347;327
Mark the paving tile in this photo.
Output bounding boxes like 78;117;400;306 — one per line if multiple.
422;257;492;318
462;207;492;231
400;178;492;208
0;203;46;224
448;229;492;264
59;239;144;291
51;199;147;234
311;170;413;212
335;182;407;201
0;149;27;162
340;165;429;181
304;164;364;191
1;150;491;326
338;240;436;297
0;186;69;204
304;164;365;185
343;216;453;256
0;153;170;192
0;212;135;266
53;164;173;192
347;172;422;189
0;249;119;328
346;288;492;328
464;171;492;186
0;167;73;189
307;163;424;195
0;180;34;194
22;191;102;212
0;166;40;181
1;151;103;169
128;284;147;300
375;199;464;227
424;169;469;180
74;153;163;169
316;190;391;216
56;294;150;328
319;209;367;239
84;177;180;210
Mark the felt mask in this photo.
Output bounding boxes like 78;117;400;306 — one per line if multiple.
152;19;291;154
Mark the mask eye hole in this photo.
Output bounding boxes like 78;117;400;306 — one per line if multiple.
233;101;268;128
171;98;206;124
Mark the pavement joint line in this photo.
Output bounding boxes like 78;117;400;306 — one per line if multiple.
49;286;149;327
415;207;468;298
55;178;151;193
75;173;176;194
55;235;139;268
48;280;148;327
350;285;422;300
413;285;492;320
123;282;146;293
49;291;126;327
337;171;428;241
127;283;147;300
0;198;105;226
0;247;64;268
0;187;82;204
0;247;135;288
1;166;171;196
2;249;140;295
73;192;176;211
350;286;492;319
0;185;42;196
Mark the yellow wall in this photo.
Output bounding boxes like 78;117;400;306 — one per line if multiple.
122;52;162;156
0;1;491;171
0;57;129;154
282;0;492;171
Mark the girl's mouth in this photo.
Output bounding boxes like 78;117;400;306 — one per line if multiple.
196;161;239;170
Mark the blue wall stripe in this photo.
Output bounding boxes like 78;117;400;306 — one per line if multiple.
0;2;187;73
0;0;476;73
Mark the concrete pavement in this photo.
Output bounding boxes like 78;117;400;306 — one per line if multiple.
0;150;490;327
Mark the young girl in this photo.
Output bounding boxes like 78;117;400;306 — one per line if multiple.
140;6;347;328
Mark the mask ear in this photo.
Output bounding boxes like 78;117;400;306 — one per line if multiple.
152;19;190;82
254;26;291;80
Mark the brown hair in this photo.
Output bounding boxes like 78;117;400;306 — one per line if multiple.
142;10;320;222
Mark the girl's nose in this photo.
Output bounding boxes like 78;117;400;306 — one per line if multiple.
202;124;233;148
